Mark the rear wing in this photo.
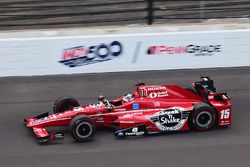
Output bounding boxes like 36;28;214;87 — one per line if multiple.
193;77;231;102
194;77;215;93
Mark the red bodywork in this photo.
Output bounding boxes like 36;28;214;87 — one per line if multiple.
24;78;232;142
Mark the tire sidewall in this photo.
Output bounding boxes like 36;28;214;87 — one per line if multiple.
70;116;96;142
53;97;79;114
189;104;216;131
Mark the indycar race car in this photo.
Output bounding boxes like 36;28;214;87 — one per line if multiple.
24;77;232;143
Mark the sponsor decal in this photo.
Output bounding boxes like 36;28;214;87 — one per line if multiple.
50;133;64;140
89;102;102;108
147;44;221;56
150;107;187;131
147;86;167;91
149;91;168;98
133;103;139;110
132;127;138;132
125;127;145;136
48;115;57;119
208;95;214;100
28;121;34;125
96;117;104;122
120;121;135;124
114;108;126;112
59;41;123;67
73;107;84;112
220;121;230;125
154;102;161;107
34;128;43;133
54;133;64;139
35;115;58;123
148;45;187;55
35;119;41;123
122;112;143;118
117;132;124;137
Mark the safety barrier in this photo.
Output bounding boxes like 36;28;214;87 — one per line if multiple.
0;27;250;77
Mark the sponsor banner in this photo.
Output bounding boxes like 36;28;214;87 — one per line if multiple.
147;44;222;56
60;41;123;67
0;29;250;76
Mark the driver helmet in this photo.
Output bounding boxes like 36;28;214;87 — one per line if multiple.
98;95;105;101
123;94;134;102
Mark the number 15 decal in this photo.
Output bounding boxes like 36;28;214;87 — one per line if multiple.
220;109;230;119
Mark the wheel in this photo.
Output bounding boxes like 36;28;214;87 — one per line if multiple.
188;103;216;131
53;96;80;114
183;85;198;95
70;115;96;142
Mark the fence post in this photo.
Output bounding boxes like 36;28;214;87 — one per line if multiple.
147;0;154;25
199;1;205;19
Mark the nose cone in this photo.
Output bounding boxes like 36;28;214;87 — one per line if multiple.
25;118;36;127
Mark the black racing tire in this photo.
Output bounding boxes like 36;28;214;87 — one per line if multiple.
188;103;216;131
53;96;80;114
183;85;198;95
70;115;96;142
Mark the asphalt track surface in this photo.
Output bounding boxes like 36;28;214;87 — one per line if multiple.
0;67;250;167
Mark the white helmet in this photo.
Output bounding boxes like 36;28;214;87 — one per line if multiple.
123;94;134;102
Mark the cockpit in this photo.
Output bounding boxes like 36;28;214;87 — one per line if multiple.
110;94;134;107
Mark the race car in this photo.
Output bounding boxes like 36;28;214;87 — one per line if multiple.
24;77;232;143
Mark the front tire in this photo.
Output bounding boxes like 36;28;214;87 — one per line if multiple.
70;115;96;142
53;96;80;114
189;103;216;131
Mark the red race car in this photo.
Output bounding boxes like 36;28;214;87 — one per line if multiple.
24;77;232;143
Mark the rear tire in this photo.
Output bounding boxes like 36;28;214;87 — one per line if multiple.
53;96;80;114
188;103;216;131
70;115;96;142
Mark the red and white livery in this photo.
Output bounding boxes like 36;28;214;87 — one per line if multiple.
24;77;232;143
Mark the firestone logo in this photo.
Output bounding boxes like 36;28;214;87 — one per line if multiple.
59;41;123;67
147;44;221;56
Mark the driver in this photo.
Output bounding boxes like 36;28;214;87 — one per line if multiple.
122;94;134;103
98;95;113;109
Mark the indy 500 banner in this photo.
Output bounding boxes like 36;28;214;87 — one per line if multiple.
0;29;249;76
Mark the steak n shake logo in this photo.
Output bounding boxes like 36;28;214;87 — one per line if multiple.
150;107;187;131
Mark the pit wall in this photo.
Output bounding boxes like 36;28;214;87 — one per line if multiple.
1;25;250;77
